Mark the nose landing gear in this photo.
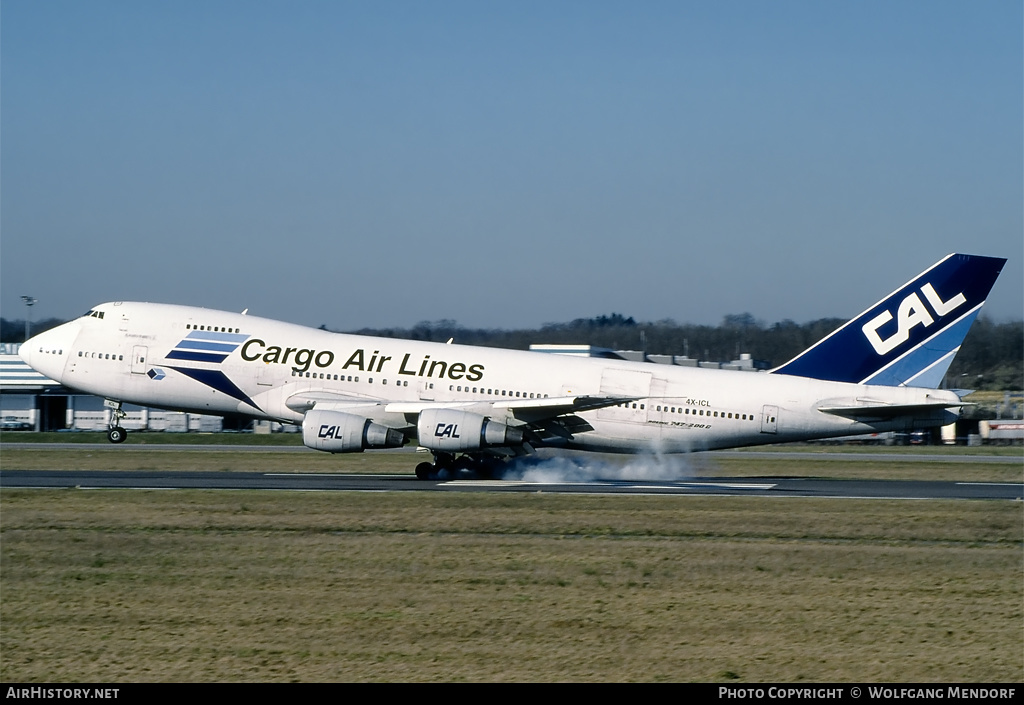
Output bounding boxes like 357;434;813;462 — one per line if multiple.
106;400;128;444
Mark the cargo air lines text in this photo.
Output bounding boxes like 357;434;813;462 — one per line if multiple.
239;340;484;380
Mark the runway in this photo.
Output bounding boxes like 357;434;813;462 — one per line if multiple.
2;442;1021;464
1;469;1020;500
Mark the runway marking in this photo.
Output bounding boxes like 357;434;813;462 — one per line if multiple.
78;486;179;491
680;482;777;490
956;482;1023;487
442;481;543;487
443;480;777;490
265;473;380;478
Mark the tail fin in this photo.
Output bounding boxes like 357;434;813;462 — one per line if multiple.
770;253;1005;388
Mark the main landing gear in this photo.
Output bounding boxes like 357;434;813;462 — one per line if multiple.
106;400;128;444
415;452;503;480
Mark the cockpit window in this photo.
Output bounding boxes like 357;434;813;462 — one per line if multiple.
81;310;105;319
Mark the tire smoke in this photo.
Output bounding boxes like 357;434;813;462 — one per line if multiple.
498;449;705;483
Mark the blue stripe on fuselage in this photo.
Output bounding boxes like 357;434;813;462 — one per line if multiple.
166;350;229;364
185;330;249;343
175;340;238;353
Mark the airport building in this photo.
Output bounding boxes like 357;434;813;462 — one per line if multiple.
0;343;227;433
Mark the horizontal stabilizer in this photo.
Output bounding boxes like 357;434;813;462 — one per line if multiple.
818;399;962;420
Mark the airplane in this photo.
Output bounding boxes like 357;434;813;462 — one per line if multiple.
19;253;1005;479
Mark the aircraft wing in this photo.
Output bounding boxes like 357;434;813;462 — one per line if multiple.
285;390;632;440
289;390;631;415
489;394;635;420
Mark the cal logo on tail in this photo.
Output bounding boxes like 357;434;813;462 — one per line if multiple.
771;253;1005;388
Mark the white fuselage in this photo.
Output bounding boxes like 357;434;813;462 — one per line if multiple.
22;302;961;452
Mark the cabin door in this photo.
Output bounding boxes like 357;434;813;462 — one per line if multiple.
131;346;149;375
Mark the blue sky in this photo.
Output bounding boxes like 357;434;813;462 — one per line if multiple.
2;1;1021;331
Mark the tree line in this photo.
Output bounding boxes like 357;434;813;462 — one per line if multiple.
3;312;1021;390
348;312;1022;391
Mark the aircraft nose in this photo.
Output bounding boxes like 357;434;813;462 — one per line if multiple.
20;321;81;380
18;339;33;367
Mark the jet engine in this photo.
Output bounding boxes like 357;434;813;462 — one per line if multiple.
302;409;405;452
417;408;524;452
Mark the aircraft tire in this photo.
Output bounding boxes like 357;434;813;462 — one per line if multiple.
415;462;434;480
107;427;128;444
452;456;475;473
476;457;504;479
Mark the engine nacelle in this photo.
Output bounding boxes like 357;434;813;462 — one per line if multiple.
302;409;405;453
417;408;524;452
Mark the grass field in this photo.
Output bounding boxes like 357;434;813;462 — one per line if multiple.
1;442;1022;682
